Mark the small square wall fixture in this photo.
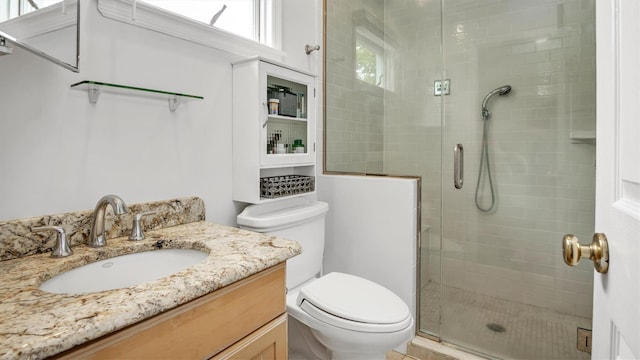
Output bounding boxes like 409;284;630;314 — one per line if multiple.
434;79;450;96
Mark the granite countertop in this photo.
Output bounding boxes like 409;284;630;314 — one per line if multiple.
0;221;301;360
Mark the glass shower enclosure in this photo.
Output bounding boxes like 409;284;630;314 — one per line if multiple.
324;0;596;359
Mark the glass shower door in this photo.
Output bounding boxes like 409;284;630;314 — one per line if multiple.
437;1;596;359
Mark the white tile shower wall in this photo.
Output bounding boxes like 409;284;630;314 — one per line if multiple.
325;0;385;174
382;0;596;318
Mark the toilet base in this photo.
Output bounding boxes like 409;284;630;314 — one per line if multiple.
288;315;329;360
328;351;387;360
288;315;389;360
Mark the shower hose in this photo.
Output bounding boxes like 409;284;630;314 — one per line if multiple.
475;119;495;212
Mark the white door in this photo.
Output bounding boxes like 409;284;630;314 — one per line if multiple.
591;0;640;358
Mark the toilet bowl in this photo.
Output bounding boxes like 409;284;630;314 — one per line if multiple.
237;197;414;360
288;273;413;360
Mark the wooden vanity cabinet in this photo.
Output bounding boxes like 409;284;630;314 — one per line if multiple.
212;314;287;360
54;263;288;359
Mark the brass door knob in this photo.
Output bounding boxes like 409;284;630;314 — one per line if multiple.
562;233;609;274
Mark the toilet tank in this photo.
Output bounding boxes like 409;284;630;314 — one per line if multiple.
237;197;329;290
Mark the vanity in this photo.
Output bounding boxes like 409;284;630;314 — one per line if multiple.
54;261;288;359
0;197;301;359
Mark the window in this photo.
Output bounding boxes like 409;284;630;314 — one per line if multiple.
97;0;283;59
353;10;395;91
1;0;62;21
139;0;275;46
356;27;385;87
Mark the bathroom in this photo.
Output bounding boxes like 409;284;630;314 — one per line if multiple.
0;0;638;359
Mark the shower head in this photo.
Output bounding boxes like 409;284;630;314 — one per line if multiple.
497;85;511;96
481;85;512;119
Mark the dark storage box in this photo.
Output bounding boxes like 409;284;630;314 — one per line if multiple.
267;86;298;117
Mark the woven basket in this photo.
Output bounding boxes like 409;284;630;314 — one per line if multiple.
260;175;315;198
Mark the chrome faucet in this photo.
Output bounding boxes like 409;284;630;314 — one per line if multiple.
88;195;129;247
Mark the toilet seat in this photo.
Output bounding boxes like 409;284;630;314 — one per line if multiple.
297;272;412;333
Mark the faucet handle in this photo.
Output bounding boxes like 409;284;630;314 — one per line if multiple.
32;225;73;258
129;211;157;241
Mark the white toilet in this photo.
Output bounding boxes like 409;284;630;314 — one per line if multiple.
237;197;414;360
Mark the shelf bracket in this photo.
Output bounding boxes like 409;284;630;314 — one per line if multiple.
88;84;100;104
0;37;13;55
168;95;180;112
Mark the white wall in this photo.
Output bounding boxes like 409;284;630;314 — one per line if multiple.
281;0;322;76
0;0;320;224
317;174;418;336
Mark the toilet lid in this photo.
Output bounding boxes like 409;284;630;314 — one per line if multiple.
297;272;411;332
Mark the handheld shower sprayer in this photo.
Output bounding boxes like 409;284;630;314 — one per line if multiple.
481;85;512;120
475;85;512;212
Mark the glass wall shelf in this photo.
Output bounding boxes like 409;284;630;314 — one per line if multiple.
70;80;204;112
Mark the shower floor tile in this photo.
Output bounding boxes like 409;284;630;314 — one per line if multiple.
421;282;591;360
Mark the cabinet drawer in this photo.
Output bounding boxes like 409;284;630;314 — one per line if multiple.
211;314;287;360
54;263;286;359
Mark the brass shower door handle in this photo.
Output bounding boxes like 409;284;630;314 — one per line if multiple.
562;233;609;274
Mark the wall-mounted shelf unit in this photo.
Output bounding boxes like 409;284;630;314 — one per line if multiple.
232;58;316;204
70;80;204;112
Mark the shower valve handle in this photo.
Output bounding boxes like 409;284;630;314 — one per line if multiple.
562;233;609;274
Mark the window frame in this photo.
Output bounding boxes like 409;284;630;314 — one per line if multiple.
97;0;284;60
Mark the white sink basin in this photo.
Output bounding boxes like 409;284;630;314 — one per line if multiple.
40;249;209;294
